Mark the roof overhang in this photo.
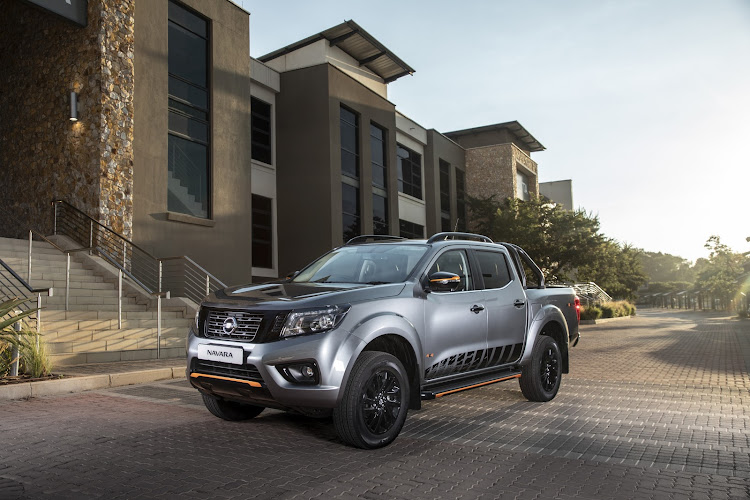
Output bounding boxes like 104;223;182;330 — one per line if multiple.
259;20;415;83
445;121;545;152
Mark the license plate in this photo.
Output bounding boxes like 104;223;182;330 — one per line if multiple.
198;344;244;365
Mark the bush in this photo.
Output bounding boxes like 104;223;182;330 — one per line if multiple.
580;306;602;320
18;334;52;378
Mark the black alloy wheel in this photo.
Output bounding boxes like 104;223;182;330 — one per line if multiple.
519;334;562;402
361;368;402;435
334;351;410;449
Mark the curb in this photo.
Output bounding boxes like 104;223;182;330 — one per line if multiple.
580;316;634;325
0;367;185;402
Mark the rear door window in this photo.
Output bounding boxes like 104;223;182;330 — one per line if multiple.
475;251;512;289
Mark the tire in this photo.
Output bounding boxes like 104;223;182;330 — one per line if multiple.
519;335;562;402
202;394;265;421
333;351;410;449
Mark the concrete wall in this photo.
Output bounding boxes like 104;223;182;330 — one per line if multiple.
425;131;466;236
0;0;134;237
540;179;574;210
275;63;397;276
133;0;252;284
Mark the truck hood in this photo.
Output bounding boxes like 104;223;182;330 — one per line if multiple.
201;282;407;310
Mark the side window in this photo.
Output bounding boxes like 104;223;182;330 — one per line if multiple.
476;251;512;289
428;250;473;291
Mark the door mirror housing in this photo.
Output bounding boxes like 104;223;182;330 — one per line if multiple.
285;271;300;281
426;272;461;293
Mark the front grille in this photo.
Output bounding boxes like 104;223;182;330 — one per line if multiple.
205;310;263;341
193;359;263;383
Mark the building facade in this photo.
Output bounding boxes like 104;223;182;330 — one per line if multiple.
0;1;562;285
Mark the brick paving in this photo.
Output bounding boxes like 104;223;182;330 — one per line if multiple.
0;309;749;499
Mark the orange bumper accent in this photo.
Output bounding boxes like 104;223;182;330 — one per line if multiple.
190;372;262;388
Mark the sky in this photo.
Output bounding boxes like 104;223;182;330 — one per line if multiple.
239;0;750;262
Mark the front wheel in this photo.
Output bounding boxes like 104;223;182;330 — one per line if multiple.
202;394;265;421
333;351;410;449
519;335;562;402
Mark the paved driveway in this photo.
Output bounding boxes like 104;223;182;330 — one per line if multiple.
1;309;749;499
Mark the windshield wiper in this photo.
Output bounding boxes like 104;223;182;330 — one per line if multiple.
365;281;390;285
313;275;331;283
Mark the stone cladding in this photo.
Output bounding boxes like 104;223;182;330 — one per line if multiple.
0;0;134;238
464;143;539;203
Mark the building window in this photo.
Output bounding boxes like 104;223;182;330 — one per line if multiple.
251;97;272;164
439;159;451;232
371;123;388;235
516;171;530;201
371;124;387;189
342;183;360;243
399;219;424;239
397;143;422;199
252;194;273;269
340;107;359;179
456;169;466;231
373;194;388;235
167;1;209;219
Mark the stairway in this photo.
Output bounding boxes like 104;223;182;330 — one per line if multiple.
0;236;193;366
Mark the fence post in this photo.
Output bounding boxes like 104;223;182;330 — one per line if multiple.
206;274;210;298
157;260;162;359
53;202;57;235
89;220;93;255
118;268;122;329
28;230;33;282
65;253;71;311
10;318;21;377
37;293;42;335
122;240;127;269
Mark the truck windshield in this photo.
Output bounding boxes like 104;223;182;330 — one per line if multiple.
293;244;429;284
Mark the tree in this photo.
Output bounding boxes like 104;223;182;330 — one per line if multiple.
467;196;646;299
639;251;695;283
694;236;747;308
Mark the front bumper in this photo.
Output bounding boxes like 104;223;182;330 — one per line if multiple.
186;324;364;410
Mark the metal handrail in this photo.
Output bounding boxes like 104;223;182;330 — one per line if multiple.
159;255;227;288
0;258;52;333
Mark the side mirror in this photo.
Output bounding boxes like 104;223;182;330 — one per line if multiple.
285;271;300;281
426;272;461;293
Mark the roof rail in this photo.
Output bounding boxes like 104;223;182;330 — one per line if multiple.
426;232;493;244
345;235;406;245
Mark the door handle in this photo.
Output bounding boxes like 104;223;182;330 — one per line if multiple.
470;304;485;314
514;300;526;308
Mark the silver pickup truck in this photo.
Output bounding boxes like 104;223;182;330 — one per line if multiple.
187;232;580;448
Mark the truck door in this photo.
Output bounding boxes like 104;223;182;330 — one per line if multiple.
473;249;527;366
423;249;488;381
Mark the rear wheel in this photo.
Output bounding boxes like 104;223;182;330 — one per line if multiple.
333;351;410;449
202;394;265;421
519;335;562;402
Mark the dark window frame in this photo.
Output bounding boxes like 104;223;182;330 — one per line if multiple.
251;96;272;165
455;168;467;232
340;105;359;180
251;194;273;269
399;219;424;239
397;143;422;200
167;0;212;219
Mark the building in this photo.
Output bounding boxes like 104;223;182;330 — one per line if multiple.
0;1;562;285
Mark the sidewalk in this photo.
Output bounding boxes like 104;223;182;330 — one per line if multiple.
0;357;186;401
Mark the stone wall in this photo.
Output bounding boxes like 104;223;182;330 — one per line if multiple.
464;142;539;204
0;0;134;238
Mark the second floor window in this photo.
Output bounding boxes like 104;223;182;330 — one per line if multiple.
397;143;422;199
251;97;272;164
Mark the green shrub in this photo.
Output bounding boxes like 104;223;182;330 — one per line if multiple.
18;334;52;378
580;306;602;320
600;304;615;318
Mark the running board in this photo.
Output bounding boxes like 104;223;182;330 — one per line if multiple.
421;370;521;400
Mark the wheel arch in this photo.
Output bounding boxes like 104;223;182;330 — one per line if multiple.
520;305;571;373
363;334;422;410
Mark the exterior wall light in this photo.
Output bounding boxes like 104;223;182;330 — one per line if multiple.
70;91;79;121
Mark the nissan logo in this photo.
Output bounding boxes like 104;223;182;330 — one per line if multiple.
222;316;238;335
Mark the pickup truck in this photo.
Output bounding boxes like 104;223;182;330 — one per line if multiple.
186;232;580;449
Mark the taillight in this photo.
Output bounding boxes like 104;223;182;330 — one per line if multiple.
574;297;581;323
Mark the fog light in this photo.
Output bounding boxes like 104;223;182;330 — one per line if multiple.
277;362;320;385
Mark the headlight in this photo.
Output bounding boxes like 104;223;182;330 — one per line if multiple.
194;307;201;330
280;305;350;338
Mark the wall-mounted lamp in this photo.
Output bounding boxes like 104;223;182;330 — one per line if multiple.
69;91;79;122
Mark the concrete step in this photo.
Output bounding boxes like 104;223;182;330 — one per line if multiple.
43;309;185;321
43;324;188;340
42;295;140;306
45;327;186;349
50;346;186;366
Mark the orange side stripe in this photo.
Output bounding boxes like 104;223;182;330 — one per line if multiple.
190;372;262;388
435;374;520;398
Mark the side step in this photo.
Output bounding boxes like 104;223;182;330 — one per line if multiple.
421;369;521;400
